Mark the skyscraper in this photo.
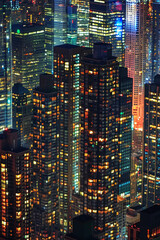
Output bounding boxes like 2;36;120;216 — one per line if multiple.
119;67;132;200
12;83;32;148
0;129;30;239
143;74;160;207
44;0;68;74
80;43;119;239
67;5;77;45
145;2;160;84
89;0;125;65
54;44;91;234
0;1;12;132
77;0;89;47
12;24;45;91
32;74;59;239
125;0;147;130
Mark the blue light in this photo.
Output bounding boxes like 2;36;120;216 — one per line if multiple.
116;18;122;38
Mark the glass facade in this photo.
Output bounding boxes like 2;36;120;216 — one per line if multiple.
119;67;132;200
0;1;12;133
77;0;89;47
89;0;125;66
125;0;147;130
44;0;68;74
12;24;45;92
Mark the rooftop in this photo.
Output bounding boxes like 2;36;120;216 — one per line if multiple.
12;83;30;95
141;204;160;215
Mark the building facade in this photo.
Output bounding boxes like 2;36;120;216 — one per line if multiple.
12;24;45;92
119;67;132;200
89;0;125;66
80;43;119;240
12;83;32;148
32;74;59;239
0;1;12;132
0;129;30;239
143;75;160;207
125;0;147;130
54;44;91;234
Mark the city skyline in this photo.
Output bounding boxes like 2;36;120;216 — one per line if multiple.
0;0;160;239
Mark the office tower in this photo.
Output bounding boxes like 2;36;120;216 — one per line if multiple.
145;2;160;84
143;75;160;207
0;1;12;132
45;0;68;74
44;0;54;74
32;74;59;239
80;43;119;239
12;24;45;92
12;83;32;148
54;44;91;234
65;215;97;240
89;0;125;65
77;0;89;47
0;129;30;239
119;67;132;200
67;5;77;45
128;205;160;240
125;0;147;130
145;1;152;84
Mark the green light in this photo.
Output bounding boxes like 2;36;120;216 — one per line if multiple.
120;112;124;115
17;29;20;34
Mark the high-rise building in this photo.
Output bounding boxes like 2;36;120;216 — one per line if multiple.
12;24;45;92
143;74;160;207
80;43;119;239
67;5;77;45
89;0;125;65
54;44;91;234
125;0;147;130
44;0;68;74
0;129;30;239
32;74;59;239
119;67;132;200
145;2;160;84
0;1;12;132
12;83;32;148
77;0;89;47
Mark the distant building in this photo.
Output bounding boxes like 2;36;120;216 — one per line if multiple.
12;83;32;148
89;0;125;65
32;74;59;239
125;0;147;130
143;75;160;207
0;1;12;132
77;0;89;47
0;129;30;239
12;24;45;91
